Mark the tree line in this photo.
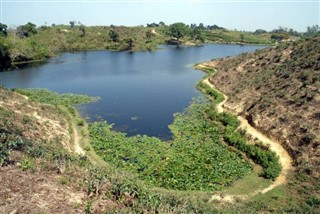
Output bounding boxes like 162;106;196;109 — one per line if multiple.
1;21;319;70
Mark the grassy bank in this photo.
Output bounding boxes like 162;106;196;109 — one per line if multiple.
0;87;221;212
2;86;317;212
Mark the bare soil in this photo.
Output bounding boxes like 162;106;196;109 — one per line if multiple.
0;88;120;213
203;78;293;202
203;38;320;179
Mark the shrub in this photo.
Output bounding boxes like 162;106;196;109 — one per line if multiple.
0;133;27;166
197;81;224;103
0;41;11;70
223;127;281;180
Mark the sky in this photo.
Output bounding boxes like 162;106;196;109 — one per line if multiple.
1;0;319;32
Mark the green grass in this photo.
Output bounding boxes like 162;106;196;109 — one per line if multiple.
197;81;225;104
4;86;315;212
13;88;99;106
90;97;252;191
203;29;274;45
223;165;271;195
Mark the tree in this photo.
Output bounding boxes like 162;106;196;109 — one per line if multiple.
190;23;197;29
254;29;267;35
159;21;165;27
198;23;205;29
271;26;289;34
271;33;289;41
168;22;188;41
190;28;204;42
16;22;37;38
124;38;134;50
69;21;76;28
0;42;11;70
240;34;245;43
288;28;299;36
146;23;159;27
306;25;320;36
207;24;225;30
109;30;119;42
0;23;7;37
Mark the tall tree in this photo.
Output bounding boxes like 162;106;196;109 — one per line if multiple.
190;28;204;42
159;21;165;26
198;23;205;29
69;21;76;28
109;30;119;42
0;23;8;37
124;38;134;50
254;29;267;35
0;43;11;70
16;22;37;38
168;22;188;41
306;25;320;36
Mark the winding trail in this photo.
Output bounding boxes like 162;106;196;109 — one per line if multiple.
69;116;85;156
202;76;293;202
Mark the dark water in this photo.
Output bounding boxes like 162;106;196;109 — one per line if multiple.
0;44;265;138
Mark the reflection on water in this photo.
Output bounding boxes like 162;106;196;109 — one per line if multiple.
1;44;265;138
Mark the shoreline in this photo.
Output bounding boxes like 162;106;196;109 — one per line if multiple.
3;41;272;71
196;64;293;202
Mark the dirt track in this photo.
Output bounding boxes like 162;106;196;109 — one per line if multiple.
203;78;293;202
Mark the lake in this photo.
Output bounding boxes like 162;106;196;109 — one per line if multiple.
0;44;265;138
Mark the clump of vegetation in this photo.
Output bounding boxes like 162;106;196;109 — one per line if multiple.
12;88;99;106
220;112;281;180
1;83;314;212
0;40;11;69
204;36;320;180
0;133;27;166
90;97;252;191
197;81;224;103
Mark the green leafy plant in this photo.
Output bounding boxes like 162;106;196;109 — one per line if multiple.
13;88;99;106
90;97;252;191
20;158;35;171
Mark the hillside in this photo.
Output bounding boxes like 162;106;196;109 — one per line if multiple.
199;36;319;178
1;37;319;213
0;88;89;212
1;87;257;213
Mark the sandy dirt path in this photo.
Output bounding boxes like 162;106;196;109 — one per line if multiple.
202;78;293;202
70;117;86;156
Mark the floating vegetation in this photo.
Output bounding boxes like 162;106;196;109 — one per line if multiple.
90;97;252;191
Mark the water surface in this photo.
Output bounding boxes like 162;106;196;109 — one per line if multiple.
1;44;265;138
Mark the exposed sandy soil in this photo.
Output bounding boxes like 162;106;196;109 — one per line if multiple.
202;38;320;179
0;88;120;213
0;89;71;149
202;78;293;202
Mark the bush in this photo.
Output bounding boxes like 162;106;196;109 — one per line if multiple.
197;81;224;103
218;112;240;128
0;133;27;166
0;41;11;70
223;127;281;180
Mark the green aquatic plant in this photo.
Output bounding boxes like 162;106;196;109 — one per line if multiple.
90;97;252;191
